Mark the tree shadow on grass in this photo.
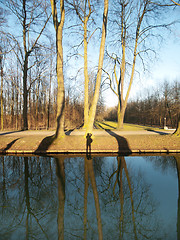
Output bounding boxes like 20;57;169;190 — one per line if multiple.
105;129;132;155
35;135;55;153
145;129;169;135
65;129;75;136
0;130;24;136
36;99;65;153
96;121;116;130
35;128;77;153
1;138;20;151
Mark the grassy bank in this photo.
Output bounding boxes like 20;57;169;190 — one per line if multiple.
0;126;179;154
95;121;173;132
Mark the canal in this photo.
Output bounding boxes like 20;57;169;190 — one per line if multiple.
0;155;179;239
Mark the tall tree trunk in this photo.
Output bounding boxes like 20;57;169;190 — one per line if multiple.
51;0;65;138
16;96;18;129
84;20;89;128
55;28;65;137
47;70;52;129
117;102;125;130
15;87;19;130
1;63;3;130
22;0;28;131
118;3;126;130
11;85;14;129
86;0;109;134
35;81;40;130
23;56;28;130
174;116;180;135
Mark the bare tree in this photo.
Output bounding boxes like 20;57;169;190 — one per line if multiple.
1;0;51;130
0;7;6;130
104;0;175;129
170;0;180;134
85;0;109;134
66;0;95;128
50;0;65;137
170;0;180;5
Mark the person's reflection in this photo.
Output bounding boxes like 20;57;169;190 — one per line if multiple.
84;157;103;240
56;157;65;240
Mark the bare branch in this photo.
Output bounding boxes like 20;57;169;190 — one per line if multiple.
170;0;180;6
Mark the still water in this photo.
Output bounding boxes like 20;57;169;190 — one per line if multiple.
0;155;179;240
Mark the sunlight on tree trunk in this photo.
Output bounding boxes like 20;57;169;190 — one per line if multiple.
174;118;180;136
0;60;3;130
50;0;65;138
84;19;90;129
86;0;109;134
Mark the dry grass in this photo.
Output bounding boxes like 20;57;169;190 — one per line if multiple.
0;130;179;154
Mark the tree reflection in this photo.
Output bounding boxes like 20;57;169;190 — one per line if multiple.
85;157;103;240
115;156;137;239
0;155;178;239
102;156;160;239
84;156;88;239
0;156;57;239
55;157;65;240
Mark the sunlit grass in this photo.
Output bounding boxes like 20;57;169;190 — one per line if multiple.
95;121;162;131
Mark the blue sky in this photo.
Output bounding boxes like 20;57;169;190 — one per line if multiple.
104;11;180;107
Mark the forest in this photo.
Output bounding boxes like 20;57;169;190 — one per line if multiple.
106;80;180;129
0;0;179;134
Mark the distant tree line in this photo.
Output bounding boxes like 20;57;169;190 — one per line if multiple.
123;80;179;128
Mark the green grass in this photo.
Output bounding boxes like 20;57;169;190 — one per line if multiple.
95;121;162;131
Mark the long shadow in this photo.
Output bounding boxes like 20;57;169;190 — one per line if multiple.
1;138;20;151
36;129;76;153
36;98;65;153
65;129;75;136
0;130;24;136
145;129;169;135
105;129;132;155
35;135;55;153
96;121;116;129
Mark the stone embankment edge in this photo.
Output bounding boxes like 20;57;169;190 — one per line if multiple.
0;149;179;155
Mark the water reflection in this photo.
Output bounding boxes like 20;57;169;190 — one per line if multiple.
0;155;179;239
